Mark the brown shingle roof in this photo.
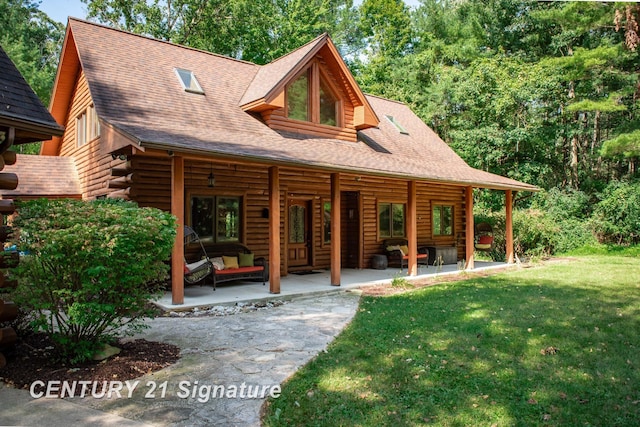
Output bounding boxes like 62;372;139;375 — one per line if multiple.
0;46;64;143
63;19;537;192
0;154;81;198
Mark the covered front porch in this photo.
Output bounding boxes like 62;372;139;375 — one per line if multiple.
156;261;511;311
167;155;520;306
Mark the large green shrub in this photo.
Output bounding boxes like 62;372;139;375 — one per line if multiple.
533;187;591;221
590;180;640;245
11;199;176;362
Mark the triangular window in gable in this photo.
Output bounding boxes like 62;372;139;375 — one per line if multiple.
319;79;338;126
286;62;342;128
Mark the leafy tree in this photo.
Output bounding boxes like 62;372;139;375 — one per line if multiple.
0;0;63;104
359;0;411;59
11;199;176;362
590;180;640;245
82;0;360;64
384;1;639;195
0;0;64;153
601;129;640;174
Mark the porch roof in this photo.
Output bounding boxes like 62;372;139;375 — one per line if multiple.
0;154;81;199
44;18;537;192
0;46;64;144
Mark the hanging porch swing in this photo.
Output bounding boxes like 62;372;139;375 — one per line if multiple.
475;222;494;252
183;226;214;285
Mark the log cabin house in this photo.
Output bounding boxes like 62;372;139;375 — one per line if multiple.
26;18;537;304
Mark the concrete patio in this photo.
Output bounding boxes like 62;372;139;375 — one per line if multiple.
156;261;511;310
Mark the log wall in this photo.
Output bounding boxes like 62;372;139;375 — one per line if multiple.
128;154;468;273
0;149;19;367
59;70;112;199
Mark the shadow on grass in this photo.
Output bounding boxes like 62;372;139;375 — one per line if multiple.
263;259;640;426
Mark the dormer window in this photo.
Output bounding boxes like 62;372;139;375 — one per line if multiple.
286;62;342;127
175;68;204;94
385;115;408;135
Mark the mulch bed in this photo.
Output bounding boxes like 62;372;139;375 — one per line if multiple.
0;333;180;389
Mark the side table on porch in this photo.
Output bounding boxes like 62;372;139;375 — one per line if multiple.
371;254;388;270
426;246;457;265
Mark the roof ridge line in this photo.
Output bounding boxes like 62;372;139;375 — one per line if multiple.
365;93;407;106
68;17;258;67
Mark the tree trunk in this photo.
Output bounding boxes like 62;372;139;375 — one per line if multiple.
570;133;579;189
591;110;600;155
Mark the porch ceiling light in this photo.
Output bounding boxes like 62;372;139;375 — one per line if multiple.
207;164;215;188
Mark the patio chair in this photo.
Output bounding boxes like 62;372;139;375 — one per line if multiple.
184;226;213;285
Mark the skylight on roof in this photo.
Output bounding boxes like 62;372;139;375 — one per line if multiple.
174;68;204;94
385;115;408;135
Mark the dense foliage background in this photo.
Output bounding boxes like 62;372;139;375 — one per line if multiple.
2;0;638;256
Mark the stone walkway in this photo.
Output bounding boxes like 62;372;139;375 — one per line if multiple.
0;292;360;426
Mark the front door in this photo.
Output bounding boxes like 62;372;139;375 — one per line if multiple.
341;191;361;268
288;200;311;267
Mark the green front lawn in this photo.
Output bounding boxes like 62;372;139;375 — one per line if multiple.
263;255;640;426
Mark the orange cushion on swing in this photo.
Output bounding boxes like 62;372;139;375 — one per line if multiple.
478;235;493;245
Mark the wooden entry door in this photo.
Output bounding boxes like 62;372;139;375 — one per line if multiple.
288;199;311;267
341;191;361;268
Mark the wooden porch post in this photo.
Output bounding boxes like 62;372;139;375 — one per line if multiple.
269;166;281;293
407;180;418;276
330;173;341;286
465;186;475;270
170;155;185;305
506;190;514;264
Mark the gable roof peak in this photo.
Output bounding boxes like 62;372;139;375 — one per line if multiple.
239;33;378;129
267;33;330;66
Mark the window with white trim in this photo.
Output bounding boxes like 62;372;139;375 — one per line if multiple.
76;105;100;147
175;68;204;94
385;115;408;135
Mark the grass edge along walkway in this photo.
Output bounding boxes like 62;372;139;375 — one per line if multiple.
262;256;640;426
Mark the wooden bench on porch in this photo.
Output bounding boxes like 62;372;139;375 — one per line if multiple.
383;238;429;270
185;242;268;290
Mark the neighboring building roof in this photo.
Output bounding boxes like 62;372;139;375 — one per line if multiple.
44;18;537;192
0;154;81;199
0;45;64;144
